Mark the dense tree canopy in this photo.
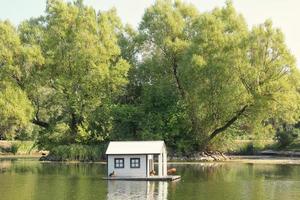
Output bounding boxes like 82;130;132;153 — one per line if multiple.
126;0;300;151
21;0;130;147
0;21;36;139
0;0;299;153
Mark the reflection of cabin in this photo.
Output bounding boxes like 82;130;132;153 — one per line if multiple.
107;181;168;200
104;141;180;181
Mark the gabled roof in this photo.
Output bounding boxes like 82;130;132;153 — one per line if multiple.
105;141;165;155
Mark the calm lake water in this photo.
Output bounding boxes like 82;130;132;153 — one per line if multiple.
0;158;300;200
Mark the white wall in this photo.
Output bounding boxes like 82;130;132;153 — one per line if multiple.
107;155;147;177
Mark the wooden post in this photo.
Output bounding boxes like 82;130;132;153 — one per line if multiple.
158;153;163;176
163;149;167;176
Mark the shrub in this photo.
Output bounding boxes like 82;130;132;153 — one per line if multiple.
10;143;20;155
238;142;254;155
227;140;272;155
275;128;299;148
48;144;107;161
17;141;37;154
0;141;21;154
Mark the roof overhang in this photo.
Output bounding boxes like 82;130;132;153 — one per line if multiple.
105;141;166;155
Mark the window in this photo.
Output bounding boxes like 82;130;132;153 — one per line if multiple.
130;158;140;168
114;158;124;168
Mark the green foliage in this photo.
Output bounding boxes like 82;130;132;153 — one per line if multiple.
0;141;34;154
17;141;37;154
225;140;273;155
0;0;299;156
0;21;35;140
10;143;20;155
0;81;33;139
134;0;300;151
17;0;130;146
275;125;300;148
48;144;106;161
238;142;255;155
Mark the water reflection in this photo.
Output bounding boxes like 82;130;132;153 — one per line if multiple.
107;181;169;200
0;160;12;173
1;158;300;200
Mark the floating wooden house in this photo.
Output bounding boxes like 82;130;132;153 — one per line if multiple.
104;141;180;181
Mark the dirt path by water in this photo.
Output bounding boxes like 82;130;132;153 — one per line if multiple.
228;155;300;165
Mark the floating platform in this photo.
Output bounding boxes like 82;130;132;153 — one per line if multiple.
103;175;181;181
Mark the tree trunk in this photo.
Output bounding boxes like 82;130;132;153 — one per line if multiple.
70;112;78;141
172;58;185;99
171;58;202;140
207;104;249;142
69;112;84;142
31;118;49;128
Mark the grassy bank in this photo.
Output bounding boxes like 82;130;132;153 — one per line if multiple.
0;141;38;155
44;144;107;161
227;138;300;155
2;139;297;161
0;142;107;161
280;138;300;151
42;140;299;161
226;139;275;155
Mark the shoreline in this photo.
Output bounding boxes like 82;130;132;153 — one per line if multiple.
0;154;42;159
169;155;300;165
227;155;300;165
1;154;300;165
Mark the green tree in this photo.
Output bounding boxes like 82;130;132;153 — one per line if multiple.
135;0;300;150
21;0;130;146
1;0;299;155
0;81;33;139
0;21;36;139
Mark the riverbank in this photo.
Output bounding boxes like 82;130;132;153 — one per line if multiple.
2;139;300;163
37;152;300;164
169;152;300;164
0;154;42;159
1;154;300;166
228;155;300;165
169;151;229;162
257;150;300;157
37;148;300;162
0;141;38;155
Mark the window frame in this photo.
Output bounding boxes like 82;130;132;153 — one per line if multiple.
130;158;141;168
114;158;124;168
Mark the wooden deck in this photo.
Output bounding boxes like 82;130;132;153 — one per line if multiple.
103;175;181;181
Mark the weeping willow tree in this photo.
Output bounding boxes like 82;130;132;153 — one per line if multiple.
0;0;130;146
126;0;300;151
0;21;37;139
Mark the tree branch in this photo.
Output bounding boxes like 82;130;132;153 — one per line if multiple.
31;104;49;128
207;104;249;142
31;118;49;128
172;57;185;98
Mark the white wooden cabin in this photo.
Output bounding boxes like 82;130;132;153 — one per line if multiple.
105;141;180;180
